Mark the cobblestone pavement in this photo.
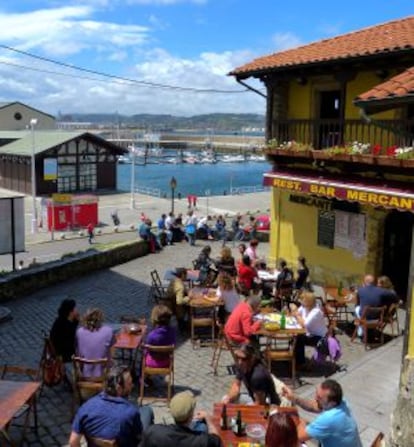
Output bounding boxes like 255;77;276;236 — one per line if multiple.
0;189;404;446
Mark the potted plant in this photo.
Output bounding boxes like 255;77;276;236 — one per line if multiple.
395;146;414;167
376;145;402;167
266;139;312;158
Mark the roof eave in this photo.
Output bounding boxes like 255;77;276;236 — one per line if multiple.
354;94;414;114
230;48;414;80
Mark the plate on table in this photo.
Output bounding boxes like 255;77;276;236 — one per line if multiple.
126;323;142;334
245;423;266;440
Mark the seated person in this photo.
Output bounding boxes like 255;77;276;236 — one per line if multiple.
138;219;160;253
377;275;399;309
282;379;362;447
76;308;115;377
215;215;227;242
50;298;79;363
166;268;190;333
216;273;240;315
214;246;237;277
292;292;327;367
145;304;176;368
223;344;281;405
140;391;222;447
266;412;303;447
276;259;294;296
194;245;216;284
237;255;258;292
197;215;214;240
245;239;259;266
295;256;310;290
224;295;262;344
69;365;154;447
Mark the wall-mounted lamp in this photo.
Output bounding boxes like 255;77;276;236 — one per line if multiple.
296;76;308;85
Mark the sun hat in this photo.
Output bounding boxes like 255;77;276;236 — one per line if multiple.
169;391;196;422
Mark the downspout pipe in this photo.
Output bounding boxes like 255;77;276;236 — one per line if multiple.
236;78;267;99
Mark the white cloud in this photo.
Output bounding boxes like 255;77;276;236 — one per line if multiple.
271;32;302;51
0;5;265;116
0;6;150;57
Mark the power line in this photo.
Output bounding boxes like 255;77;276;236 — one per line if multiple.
0;44;249;94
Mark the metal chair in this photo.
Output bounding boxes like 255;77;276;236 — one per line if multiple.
149;270;168;305
0;365;40;444
351;306;386;349
139;344;174;404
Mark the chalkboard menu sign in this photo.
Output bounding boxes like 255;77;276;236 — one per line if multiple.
317;210;335;249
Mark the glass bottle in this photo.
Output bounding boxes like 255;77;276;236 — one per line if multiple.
220;403;228;430
235;409;243;436
280;310;286;330
337;281;343;298
264;396;270;419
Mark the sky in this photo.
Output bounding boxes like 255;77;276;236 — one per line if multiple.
0;1;412;117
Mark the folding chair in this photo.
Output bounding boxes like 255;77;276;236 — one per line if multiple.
139;344;174;404
264;335;297;385
211;319;239;375
351;306;386;349
149;270;168;305
72;357;110;416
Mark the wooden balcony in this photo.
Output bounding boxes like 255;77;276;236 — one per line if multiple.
272;118;414;150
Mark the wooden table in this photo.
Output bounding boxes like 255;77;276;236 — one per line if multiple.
0;380;40;435
113;326;146;371
212;403;299;444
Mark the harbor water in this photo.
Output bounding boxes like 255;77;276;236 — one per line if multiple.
117;160;270;197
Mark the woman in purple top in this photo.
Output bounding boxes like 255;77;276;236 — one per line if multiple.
76;308;115;377
145;305;176;368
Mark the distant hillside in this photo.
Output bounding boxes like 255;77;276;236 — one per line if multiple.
58;113;265;131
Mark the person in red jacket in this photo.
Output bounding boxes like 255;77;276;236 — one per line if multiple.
87;222;94;244
237;255;258;292
224;295;262;344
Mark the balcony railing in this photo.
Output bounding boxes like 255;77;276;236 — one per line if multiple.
274;118;414;150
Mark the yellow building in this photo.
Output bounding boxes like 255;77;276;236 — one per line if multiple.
231;16;414;445
230;16;414;300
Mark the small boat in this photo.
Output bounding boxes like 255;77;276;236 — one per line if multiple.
117;155;131;164
220;154;245;163
183;156;199;164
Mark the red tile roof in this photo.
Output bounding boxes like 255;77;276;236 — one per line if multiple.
231;16;414;76
355;66;414;103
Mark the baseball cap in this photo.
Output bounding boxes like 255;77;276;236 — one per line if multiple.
169;391;196;423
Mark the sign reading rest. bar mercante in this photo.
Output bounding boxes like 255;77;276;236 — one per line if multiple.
267;176;414;212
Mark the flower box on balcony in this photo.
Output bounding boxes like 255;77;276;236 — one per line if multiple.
376;156;401;167
311;150;330;161
351;154;375;164
399;158;414;168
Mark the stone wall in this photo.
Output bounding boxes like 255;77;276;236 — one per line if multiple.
388;356;414;446
0;240;149;302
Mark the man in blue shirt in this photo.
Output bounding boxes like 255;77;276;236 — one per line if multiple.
283;379;362;447
69;365;153;447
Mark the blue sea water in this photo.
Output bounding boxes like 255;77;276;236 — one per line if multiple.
117;161;270;197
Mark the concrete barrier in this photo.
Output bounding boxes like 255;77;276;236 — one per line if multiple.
0;240;149;302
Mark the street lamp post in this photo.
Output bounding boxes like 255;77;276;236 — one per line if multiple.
129;146;136;209
170;176;177;214
30;118;38;234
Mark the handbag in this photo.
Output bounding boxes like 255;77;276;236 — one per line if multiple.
316;336;330;357
42;355;64;386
